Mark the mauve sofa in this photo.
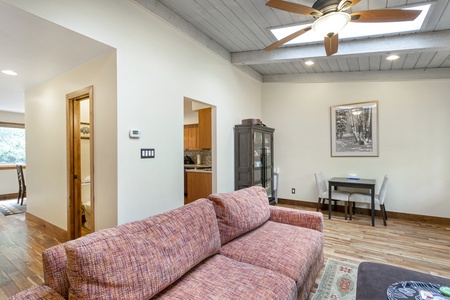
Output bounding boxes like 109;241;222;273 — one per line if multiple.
9;186;324;300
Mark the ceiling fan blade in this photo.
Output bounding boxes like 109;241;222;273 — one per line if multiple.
266;0;321;17
350;9;421;23
338;0;361;11
265;26;312;51
324;34;339;56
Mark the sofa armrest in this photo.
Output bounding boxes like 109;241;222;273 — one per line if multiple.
269;206;323;232
8;285;65;300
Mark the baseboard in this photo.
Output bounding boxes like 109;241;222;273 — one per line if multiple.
26;212;68;243
278;198;450;226
0;193;18;201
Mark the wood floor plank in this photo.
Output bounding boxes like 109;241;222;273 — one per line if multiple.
8;271;34;291
9;258;37;278
0;279;20;298
0;255;18;274
0;289;7;300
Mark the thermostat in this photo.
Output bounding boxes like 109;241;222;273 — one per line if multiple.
129;129;141;138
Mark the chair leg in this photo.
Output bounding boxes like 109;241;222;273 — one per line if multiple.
344;201;348;220
381;204;387;226
349;202;353;220
383;204;388;220
316;197;322;211
17;188;22;204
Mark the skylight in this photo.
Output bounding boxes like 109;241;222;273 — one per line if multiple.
269;4;430;46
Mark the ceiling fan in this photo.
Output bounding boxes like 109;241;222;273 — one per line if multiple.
265;0;422;56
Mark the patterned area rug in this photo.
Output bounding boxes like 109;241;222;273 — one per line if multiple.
0;199;26;216
312;258;359;300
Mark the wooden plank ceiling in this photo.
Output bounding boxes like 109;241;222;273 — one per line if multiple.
136;0;450;81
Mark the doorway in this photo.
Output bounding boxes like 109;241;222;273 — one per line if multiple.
66;86;94;240
183;97;216;203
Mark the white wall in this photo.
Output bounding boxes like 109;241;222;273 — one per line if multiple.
25;52;117;230
0;111;24;123
262;79;450;218
0;111;25;195
7;1;262;226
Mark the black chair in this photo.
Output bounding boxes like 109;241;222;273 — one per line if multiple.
16;165;26;205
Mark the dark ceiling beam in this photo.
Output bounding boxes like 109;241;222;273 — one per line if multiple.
231;30;450;65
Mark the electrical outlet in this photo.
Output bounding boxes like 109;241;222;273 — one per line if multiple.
291;188;295;194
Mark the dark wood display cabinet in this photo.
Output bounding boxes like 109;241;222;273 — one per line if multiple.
234;124;275;204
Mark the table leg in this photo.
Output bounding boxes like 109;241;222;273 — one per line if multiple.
371;186;375;226
328;182;332;219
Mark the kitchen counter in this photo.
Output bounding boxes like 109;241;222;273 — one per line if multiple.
184;164;211;169
185;168;212;173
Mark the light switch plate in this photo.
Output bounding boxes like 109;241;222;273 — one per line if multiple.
141;148;155;158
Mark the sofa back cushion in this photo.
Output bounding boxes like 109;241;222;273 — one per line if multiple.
208;186;270;244
43;244;69;299
64;198;221;300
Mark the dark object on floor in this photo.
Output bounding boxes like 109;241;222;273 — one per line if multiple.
16;165;26;205
356;262;450;299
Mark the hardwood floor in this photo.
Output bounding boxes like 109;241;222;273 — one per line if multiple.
0;213;62;299
0;205;449;299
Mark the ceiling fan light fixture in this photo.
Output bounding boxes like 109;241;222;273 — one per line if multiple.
312;12;351;37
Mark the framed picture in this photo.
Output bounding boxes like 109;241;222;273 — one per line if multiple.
331;101;378;157
80;122;90;139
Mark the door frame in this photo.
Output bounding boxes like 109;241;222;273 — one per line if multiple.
66;86;94;240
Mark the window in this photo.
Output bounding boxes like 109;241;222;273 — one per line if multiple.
0;122;26;166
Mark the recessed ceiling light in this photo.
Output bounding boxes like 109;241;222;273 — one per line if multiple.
305;60;314;66
2;70;18;76
386;55;400;61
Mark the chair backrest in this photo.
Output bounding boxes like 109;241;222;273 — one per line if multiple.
378;175;389;204
314;172;327;196
16;165;25;189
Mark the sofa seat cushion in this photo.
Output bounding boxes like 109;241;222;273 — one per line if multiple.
220;221;324;288
154;254;297;300
64;199;221;300
208;186;270;244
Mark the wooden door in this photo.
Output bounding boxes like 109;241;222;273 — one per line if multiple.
66;86;94;240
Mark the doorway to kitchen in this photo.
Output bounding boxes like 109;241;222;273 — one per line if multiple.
183;97;216;204
66;86;94;240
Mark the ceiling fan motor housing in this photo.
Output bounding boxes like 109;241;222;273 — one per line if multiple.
312;0;342;15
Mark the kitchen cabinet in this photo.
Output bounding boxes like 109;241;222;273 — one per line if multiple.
198;107;212;149
184;108;212;150
185;170;212;204
234;124;275;204
184;124;199;150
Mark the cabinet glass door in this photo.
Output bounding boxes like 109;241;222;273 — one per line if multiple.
263;133;273;198
253;132;263;186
